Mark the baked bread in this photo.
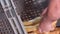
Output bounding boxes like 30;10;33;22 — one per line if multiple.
24;17;59;34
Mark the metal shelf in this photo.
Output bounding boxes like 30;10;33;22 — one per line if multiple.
0;0;27;34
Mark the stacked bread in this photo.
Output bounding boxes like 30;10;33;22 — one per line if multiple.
23;17;60;34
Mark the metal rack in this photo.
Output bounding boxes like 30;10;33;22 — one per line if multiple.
0;0;27;34
0;0;50;34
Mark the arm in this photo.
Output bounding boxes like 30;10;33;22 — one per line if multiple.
39;0;60;33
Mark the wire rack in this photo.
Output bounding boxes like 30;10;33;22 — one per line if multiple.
11;0;48;21
0;4;15;34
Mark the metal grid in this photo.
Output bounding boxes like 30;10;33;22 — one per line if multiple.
0;0;48;34
20;0;48;21
0;19;15;34
0;4;14;34
0;0;27;34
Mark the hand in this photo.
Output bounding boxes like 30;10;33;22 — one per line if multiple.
39;17;56;33
39;0;60;33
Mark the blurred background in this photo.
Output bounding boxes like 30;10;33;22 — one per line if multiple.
0;0;60;34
